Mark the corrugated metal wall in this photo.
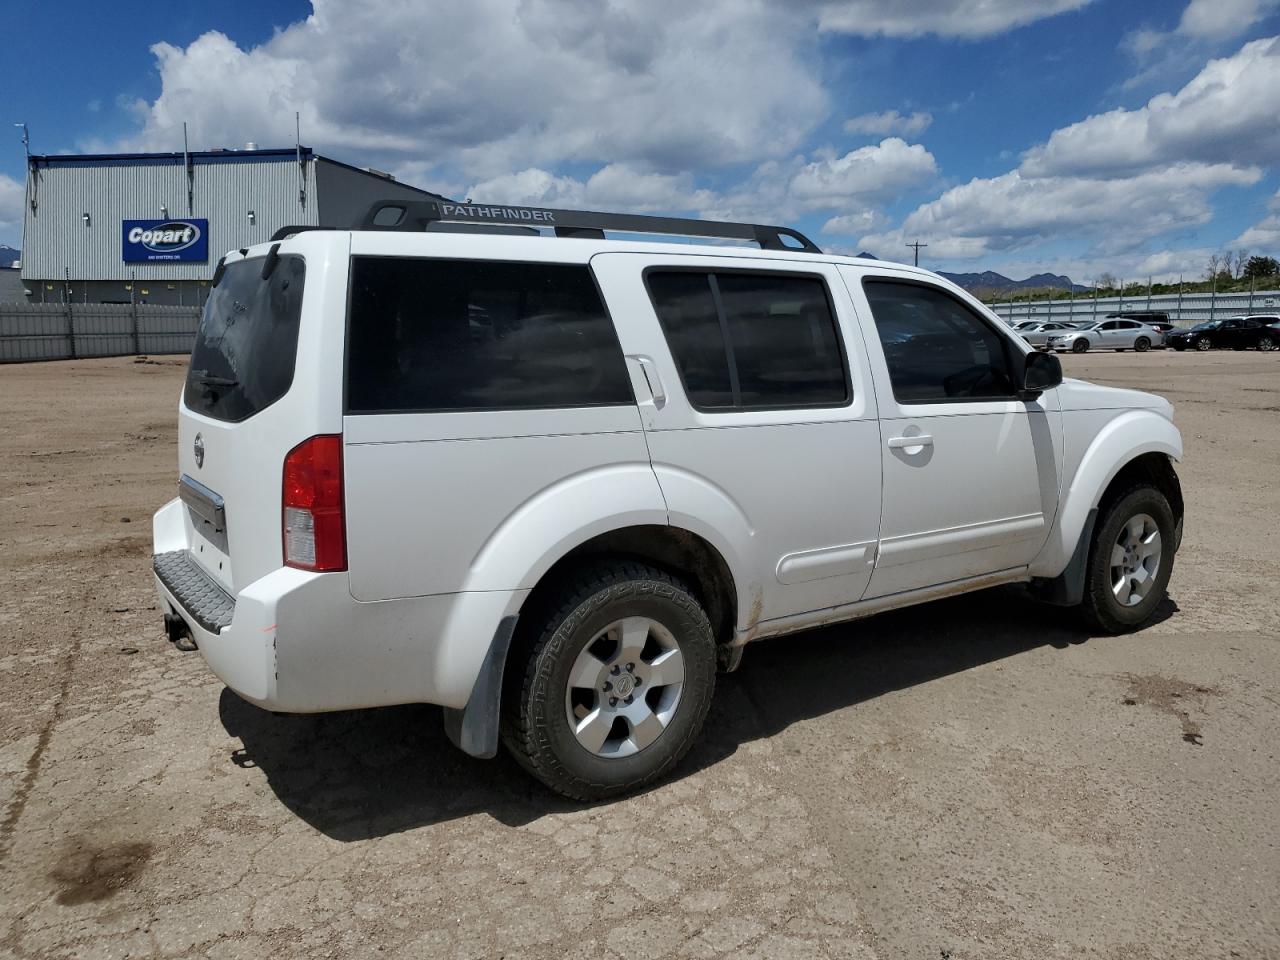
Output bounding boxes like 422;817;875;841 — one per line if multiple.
990;290;1280;326
20;157;318;281
0;302;198;362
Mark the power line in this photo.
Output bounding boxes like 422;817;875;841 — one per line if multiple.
905;240;927;266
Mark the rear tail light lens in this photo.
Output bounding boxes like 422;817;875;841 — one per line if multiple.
282;434;346;571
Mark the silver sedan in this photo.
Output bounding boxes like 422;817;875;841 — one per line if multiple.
1046;319;1164;353
1019;321;1082;347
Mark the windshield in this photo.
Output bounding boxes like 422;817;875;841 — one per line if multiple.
183;255;306;422
1189;320;1222;331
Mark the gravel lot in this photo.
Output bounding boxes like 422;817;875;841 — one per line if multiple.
1;350;1278;959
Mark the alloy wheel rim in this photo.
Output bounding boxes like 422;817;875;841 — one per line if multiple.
564;616;685;758
1110;513;1162;608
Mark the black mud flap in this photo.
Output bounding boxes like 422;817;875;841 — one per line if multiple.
442;616;518;759
1030;508;1098;607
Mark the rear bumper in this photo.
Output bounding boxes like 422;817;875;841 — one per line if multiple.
151;498;523;714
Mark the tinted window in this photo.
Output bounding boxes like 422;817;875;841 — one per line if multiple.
862;280;1016;403
646;271;847;410
184;255;305;422
645;272;734;408
345;258;632;413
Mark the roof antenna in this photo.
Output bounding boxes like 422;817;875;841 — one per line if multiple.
183;122;194;215
296;111;306;210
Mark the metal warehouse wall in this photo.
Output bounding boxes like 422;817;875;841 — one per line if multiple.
991;290;1280;326
20;156;319;282
0;302;199;362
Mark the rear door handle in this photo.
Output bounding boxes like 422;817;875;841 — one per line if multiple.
633;356;667;409
887;434;933;449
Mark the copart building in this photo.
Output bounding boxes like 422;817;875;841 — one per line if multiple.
18;146;444;305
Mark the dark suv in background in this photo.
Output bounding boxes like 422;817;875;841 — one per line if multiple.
1166;316;1279;352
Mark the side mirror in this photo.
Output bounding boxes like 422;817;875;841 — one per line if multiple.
1020;350;1062;399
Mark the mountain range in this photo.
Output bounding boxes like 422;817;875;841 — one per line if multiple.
937;270;1087;293
853;251;1084;293
0;246;19;269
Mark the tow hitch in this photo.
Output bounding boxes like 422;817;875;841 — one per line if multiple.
164;613;198;652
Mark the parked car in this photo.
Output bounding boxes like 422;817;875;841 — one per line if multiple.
1019;321;1079;347
153;200;1184;800
1046;318;1163;353
1166;316;1279;351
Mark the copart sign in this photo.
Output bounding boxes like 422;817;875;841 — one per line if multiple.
122;219;209;262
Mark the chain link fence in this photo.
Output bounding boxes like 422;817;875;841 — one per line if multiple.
0;302;199;363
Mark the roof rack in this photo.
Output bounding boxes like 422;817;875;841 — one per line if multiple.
344;199;822;252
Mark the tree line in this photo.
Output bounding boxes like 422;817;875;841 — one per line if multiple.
982;252;1280;305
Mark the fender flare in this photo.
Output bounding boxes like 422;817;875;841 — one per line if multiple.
1031;409;1182;580
440;464;756;759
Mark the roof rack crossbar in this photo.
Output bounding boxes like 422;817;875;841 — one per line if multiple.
354;200;821;253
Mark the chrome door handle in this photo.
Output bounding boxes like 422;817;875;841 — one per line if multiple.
887;434;933;449
633;356;667;409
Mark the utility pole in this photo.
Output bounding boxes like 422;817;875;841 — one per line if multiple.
905;240;927;266
14;122;30;218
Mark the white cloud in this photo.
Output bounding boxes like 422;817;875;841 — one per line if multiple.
1232;190;1280;249
0;173;24;245
1178;0;1280;39
1021;36;1280;177
789;138;938;210
813;0;1094;38
466;164;717;213
113;0;828;181
843;110;933;137
859;163;1262;261
821;211;886;235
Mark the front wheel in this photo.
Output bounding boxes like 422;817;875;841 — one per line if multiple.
1072;339;1090;353
1258;336;1276;351
1080;486;1176;634
502;561;717;800
1195;337;1211;351
1134;337;1151;352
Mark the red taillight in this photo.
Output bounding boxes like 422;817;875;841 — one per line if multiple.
282;434;346;572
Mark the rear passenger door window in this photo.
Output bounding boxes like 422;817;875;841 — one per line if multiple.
346;257;633;413
860;280;1016;403
645;270;848;410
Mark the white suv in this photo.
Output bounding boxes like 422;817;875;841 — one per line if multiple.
153;201;1184;800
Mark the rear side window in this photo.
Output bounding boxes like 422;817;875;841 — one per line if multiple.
646;270;848;410
861;280;1016;403
184;255;305;422
345;258;632;413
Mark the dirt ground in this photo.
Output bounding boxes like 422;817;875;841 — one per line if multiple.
1;350;1277;959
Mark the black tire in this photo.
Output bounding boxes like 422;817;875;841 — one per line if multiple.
1134;337;1151;352
501;561;716;801
1258;336;1275;352
1195;337;1211;351
1079;485;1176;634
1072;339;1090;353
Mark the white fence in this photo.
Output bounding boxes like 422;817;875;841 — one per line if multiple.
0;302;199;363
989;289;1280;327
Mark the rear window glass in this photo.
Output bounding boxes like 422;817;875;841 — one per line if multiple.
184;255;305;422
646;270;848;410
345;258;633;413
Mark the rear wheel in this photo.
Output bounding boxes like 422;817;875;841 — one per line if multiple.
1134;337;1151;352
502;561;716;801
1072;339;1090;353
1195;337;1211;351
1080;486;1175;634
1259;336;1276;351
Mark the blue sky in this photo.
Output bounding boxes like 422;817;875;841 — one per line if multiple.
4;0;1279;282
